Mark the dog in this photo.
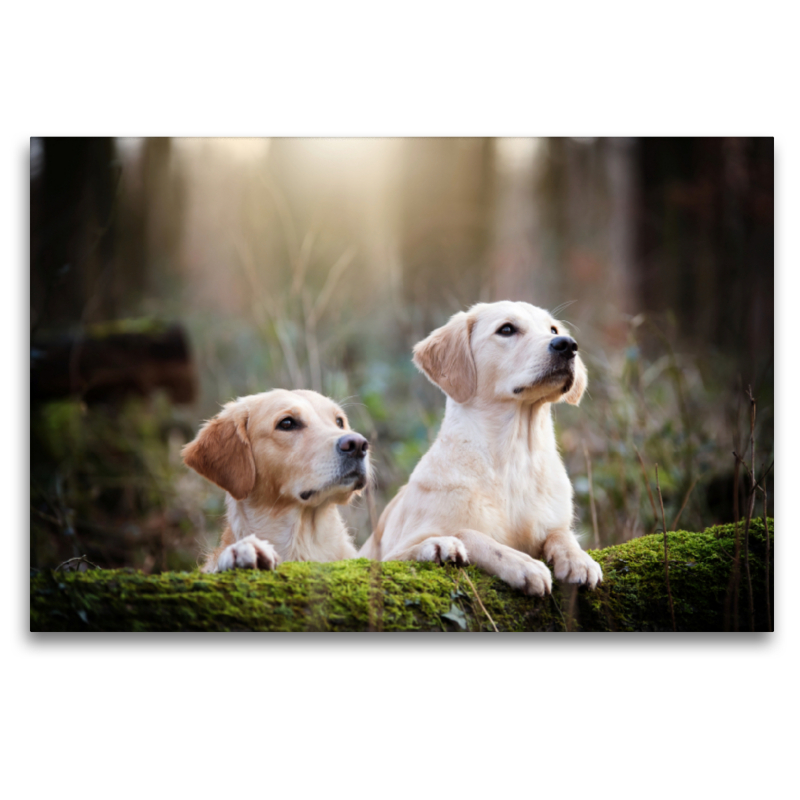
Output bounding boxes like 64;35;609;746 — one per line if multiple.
359;300;602;596
183;389;369;572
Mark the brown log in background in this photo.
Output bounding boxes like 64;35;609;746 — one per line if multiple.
30;324;197;405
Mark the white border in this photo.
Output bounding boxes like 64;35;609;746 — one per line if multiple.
3;3;795;798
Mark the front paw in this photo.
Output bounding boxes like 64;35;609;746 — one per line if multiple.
418;536;469;567
216;535;279;572
503;556;553;596
549;548;603;589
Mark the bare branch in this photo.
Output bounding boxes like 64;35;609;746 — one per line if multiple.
582;442;601;549
459;568;499;633
307;245;358;328
54;555;101;572
634;445;658;535
655;464;677;632
763;493;772;632
671;477;698;531
742;387;756;632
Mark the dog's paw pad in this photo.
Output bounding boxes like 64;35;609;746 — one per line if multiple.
418;536;469;567
216;535;279;572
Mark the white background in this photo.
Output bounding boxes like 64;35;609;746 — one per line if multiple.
3;3;795;799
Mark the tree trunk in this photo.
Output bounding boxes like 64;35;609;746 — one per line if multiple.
30;519;773;632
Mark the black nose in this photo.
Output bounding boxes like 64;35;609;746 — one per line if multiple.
337;433;369;459
549;335;578;359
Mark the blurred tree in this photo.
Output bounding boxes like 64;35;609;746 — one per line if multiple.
635;137;773;378
398;138;495;335
29;136;774;569
118;137;186;307
31;137;121;331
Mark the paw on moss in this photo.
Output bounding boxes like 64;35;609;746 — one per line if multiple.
30;519;773;632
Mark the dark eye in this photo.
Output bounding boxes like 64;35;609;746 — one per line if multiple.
551;326;558;335
335;417;344;429
496;323;517;337
277;417;299;431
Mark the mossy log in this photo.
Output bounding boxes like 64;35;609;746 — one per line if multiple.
30;321;197;405
30;519;773;632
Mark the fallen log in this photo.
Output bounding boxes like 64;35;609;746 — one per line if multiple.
30;319;197;405
30;519;773;632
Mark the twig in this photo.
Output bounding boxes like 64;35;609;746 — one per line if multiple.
31;506;64;528
733;451;750;478
566;585;579;631
763;491;772;632
54;554;101;572
729;450;742;631
307;245;358;327
234;238;305;389
550;593;568;631
290;229;317;297
459;568;499;632
717;547;736;562
671;478;698;531
742;387;756;632
365;483;379;538
302;288;323;393
732;452;773;493
634;446;658;534
655;464;677;632
260;174;300;268
614;449;630;531
645;319;695;483
367;559;384;633
582;442;601;549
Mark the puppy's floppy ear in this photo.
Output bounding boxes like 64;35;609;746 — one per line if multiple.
561;353;588;406
412;311;477;404
182;403;256;500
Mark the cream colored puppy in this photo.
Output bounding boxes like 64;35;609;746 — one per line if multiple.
359;300;602;596
183;389;369;572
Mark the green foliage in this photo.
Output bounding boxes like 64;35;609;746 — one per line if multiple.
30;519;773;632
30;394;203;573
30;305;774;572
29;137;774;576
557;316;773;547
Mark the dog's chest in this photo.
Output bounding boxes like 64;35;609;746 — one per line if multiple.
494;448;571;546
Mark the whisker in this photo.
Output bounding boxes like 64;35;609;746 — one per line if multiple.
550;300;577;318
560;318;581;335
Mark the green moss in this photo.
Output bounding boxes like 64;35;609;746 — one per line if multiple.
30;519;774;632
574;517;773;631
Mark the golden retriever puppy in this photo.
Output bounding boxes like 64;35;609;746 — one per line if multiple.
183;389;369;572
359;300;602;596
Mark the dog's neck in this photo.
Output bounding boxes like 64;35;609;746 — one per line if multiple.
225;494;352;562
440;395;556;468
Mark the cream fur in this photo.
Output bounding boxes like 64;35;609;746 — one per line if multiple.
360;300;602;595
183;389;368;572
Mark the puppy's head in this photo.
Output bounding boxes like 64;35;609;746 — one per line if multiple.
182;389;370;509
413;301;587;406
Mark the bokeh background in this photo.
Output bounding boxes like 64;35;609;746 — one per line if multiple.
29;137;774;572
